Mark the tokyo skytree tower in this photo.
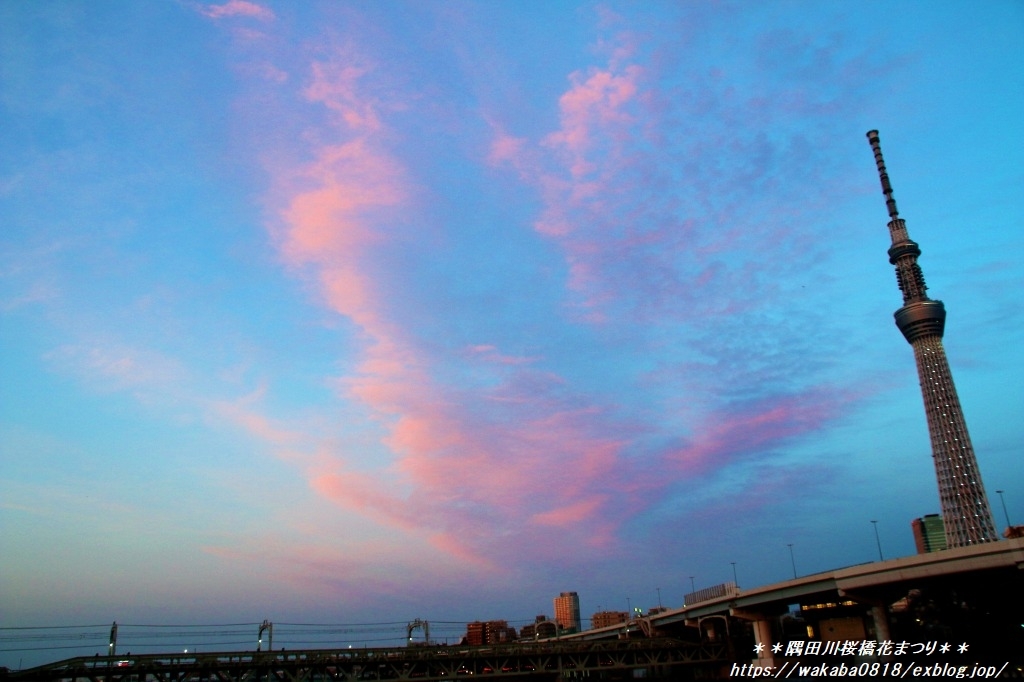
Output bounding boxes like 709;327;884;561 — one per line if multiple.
866;131;997;547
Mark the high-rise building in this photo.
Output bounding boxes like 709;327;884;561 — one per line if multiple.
911;514;948;553
866;131;997;547
553;591;581;634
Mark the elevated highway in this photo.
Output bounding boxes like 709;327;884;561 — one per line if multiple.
560;537;1024;666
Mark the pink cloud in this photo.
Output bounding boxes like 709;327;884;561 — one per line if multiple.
305;62;382;132
668;390;849;476
308;355;639;564
426;533;495;570
267;55;556;564
263;57;638;566
485;35;657;322
531;498;604;527
275;137;407;339
487;132;526;166
484;20;874;334
212;399;303;448
465;344;537;366
199;0;275;21
311;471;417;532
543;65;641;180
280;140;404;261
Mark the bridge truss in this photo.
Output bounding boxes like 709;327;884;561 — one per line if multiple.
9;638;726;681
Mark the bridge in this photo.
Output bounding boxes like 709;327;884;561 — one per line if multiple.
5;638;727;681
558;537;1024;667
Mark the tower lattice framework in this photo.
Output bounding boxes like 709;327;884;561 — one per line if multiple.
866;131;997;547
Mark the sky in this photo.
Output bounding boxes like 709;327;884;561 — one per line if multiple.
1;0;1023;668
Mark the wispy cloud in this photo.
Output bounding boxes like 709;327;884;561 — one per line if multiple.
224;7;893;577
177;4;972;591
198;0;275;22
44;341;185;396
667;390;850;475
250;50;657;567
478;17;880;527
212;393;305;448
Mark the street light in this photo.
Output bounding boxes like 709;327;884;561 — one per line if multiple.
871;520;884;561
730;562;738;587
689;576;696;593
996;490;1012;528
787;544;797;579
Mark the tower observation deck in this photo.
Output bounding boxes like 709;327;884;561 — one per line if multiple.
866;131;997;547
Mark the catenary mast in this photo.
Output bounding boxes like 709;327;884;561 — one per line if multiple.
866;130;997;547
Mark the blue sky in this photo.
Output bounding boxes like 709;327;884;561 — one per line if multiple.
2;0;1022;668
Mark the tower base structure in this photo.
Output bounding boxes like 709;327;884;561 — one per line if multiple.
909;334;997;546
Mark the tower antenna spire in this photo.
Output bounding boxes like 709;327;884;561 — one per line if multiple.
867;130;899;219
865;130;997;548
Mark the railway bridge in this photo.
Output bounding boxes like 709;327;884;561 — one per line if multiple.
5;638;727;681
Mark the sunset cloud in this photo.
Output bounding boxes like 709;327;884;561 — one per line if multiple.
199;0;274;21
253;25;874;571
305;62;383;132
545;65;641;178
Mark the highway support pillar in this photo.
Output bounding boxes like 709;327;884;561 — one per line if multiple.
732;608;775;667
870;604;891;642
838;589;892;645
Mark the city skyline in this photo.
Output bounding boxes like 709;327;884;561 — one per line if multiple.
1;0;1022;670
